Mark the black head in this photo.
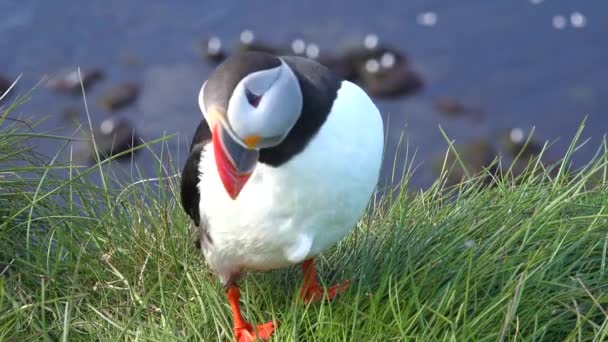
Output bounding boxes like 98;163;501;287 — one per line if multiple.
198;51;304;150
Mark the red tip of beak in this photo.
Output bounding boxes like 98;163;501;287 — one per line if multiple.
212;124;253;200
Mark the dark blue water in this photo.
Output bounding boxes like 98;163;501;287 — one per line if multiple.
1;0;607;189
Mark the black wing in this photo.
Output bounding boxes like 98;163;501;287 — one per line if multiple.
189;118;212;152
180;119;211;226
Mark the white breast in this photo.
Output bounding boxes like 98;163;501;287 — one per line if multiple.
198;81;384;283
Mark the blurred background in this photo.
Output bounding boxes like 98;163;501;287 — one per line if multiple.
1;0;606;190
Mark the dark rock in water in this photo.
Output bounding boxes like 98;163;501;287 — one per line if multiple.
201;36;227;64
338;34;409;80
433;97;484;120
332;34;422;97
434;97;466;115
358;52;423;98
504;150;559;182
508;157;537;180
434;139;498;186
341;44;409;74
98;83;140;112
495;128;555;181
0;75;12;99
61;106;80;125
499;128;544;159
46;68;104;95
76;117;141;162
236;29;283;55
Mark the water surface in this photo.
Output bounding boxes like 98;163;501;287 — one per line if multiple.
1;0;606;189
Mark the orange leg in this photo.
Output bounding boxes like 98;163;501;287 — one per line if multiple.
299;258;350;303
227;285;276;341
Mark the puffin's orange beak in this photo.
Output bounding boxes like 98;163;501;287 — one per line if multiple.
212;123;258;200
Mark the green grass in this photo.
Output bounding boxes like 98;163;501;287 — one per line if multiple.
1;96;608;341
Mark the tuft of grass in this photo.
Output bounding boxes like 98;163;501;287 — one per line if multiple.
1;96;608;341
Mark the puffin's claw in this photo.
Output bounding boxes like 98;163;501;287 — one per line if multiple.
300;279;350;303
234;321;277;342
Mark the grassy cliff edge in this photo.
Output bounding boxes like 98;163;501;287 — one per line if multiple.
1;101;607;341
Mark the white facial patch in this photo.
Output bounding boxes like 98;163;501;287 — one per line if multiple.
226;61;303;149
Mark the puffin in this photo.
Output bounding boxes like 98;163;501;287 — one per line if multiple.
180;51;384;341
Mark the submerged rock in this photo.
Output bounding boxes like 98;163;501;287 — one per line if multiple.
433;97;484;120
46;68;104;95
434;97;466;115
434;139;498;186
339;34;408;75
98;83;140;112
0;75;12;98
334;34;423;97
499;128;544;159
201;36;227;64
497;128;550;180
358;53;423;98
76;117;141;162
61;106;80;125
199;32;422;98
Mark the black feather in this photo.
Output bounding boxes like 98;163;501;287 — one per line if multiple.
180;120;211;227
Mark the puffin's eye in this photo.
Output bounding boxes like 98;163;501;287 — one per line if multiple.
245;88;262;108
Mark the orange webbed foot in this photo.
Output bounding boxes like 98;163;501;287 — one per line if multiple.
300;279;350;304
234;320;277;342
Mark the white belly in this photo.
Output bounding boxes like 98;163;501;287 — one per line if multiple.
197;81;384;282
